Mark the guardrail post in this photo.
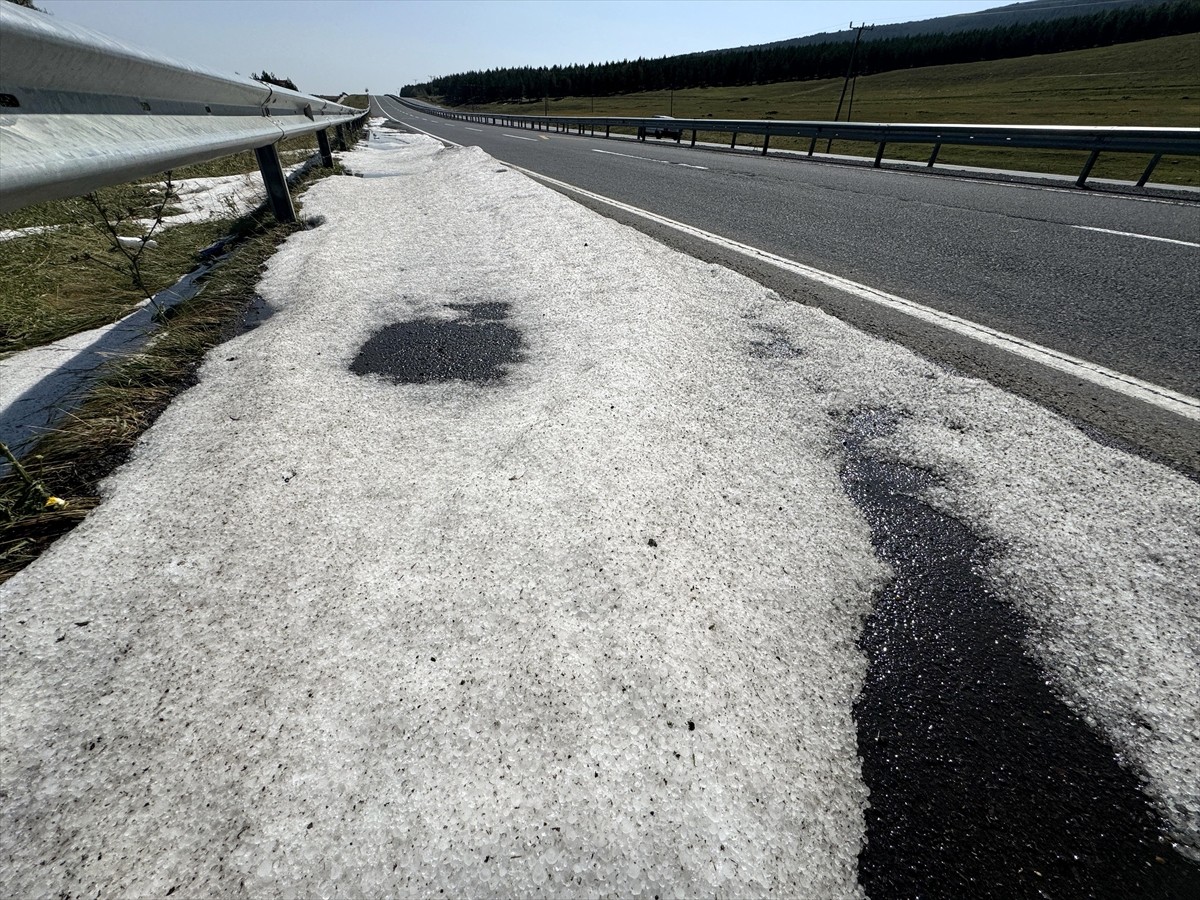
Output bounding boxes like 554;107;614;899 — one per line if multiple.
316;128;334;167
1137;152;1162;188
1076;149;1100;187
762;134;770;156
927;143;941;168
808;135;817;156
254;144;296;224
691;129;697;147
334;124;347;151
606;125;611;138
730;132;738;149
874;142;886;168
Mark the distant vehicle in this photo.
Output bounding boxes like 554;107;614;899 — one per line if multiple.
638;115;682;141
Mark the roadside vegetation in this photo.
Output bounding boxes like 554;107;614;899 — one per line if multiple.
459;33;1200;185
0;133;321;353
0;124;365;581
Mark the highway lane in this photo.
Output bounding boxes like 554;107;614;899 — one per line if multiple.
372;95;1200;469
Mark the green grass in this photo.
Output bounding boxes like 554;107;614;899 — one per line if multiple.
0;215;238;354
341;94;369;109
465;33;1200;185
0;134;324;354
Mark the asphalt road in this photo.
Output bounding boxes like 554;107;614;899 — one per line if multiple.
371;95;1200;472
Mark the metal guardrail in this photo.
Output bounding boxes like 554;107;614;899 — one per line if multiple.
0;3;368;220
391;96;1200;189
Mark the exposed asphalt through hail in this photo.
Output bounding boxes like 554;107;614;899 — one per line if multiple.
340;136;1200;895
351;301;523;384
345;294;1199;895
840;410;1198;898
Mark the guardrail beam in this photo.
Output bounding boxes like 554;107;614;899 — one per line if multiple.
0;3;365;214
254;144;296;224
386;95;1200;192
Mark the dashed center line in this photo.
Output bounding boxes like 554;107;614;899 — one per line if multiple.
1070;225;1198;248
592;149;707;170
503;133;538;142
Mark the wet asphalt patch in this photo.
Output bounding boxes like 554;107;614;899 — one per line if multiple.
840;410;1199;900
350;302;522;384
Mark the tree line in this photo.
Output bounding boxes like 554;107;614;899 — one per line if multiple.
252;71;299;92
401;0;1199;105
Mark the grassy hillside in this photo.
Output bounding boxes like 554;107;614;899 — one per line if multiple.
465;33;1200;185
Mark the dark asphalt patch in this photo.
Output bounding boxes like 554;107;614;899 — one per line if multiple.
351;303;522;384
840;409;1199;900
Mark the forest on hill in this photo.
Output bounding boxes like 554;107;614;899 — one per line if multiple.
738;0;1171;51
402;0;1199;105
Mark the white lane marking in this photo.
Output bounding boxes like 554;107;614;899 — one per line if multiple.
514;166;1200;422
465;127;483;132
593;148;707;170
503;133;538;142
1071;225;1199;248
1010;184;1192;206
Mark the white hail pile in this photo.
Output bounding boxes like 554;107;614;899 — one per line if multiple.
2;125;1196;898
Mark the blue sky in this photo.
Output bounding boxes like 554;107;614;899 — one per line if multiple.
39;0;1003;95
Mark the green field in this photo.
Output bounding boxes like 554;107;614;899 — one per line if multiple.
462;33;1200;185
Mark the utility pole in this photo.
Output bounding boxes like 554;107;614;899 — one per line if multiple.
827;22;872;152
